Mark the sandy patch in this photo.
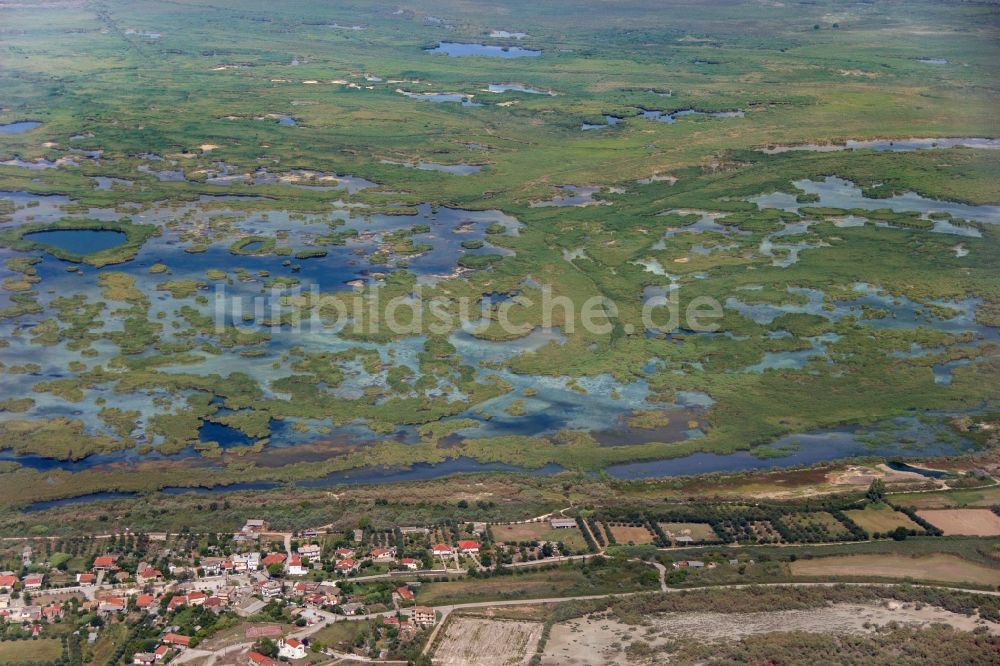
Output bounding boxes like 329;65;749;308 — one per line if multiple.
608;525;655;545
917;509;1000;536
434;617;543;666
542;602;998;665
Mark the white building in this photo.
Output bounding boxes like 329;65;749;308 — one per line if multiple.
277;637;306;660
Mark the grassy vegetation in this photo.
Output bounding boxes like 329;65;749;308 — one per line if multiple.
0;639;62;664
415;559;659;605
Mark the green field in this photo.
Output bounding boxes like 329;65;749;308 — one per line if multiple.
0;0;997;506
415;560;659;606
0;639;62;664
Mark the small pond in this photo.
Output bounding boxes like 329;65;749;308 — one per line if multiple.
0;121;42;134
23;229;127;254
425;42;542;58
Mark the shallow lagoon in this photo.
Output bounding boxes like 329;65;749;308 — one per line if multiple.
425;42;541;58
381;160;484;175
399;90;482;107
760;137;1000;154
486;83;554;95
0;121;42;134
752;176;1000;225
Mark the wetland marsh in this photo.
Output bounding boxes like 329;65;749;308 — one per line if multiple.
0;0;997;506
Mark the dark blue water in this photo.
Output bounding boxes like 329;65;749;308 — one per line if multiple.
885;461;950;479
199;421;256;447
425;42;541;58
0;121;42;134
23;229;127;254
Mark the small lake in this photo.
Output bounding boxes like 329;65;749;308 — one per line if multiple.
23;229;127;254
381;160;483;175
581;115;622;130
425;42;542;58
640;108;743;123
0;121;42;134
760;137;1000;154
399;91;482;107
885;460;951;479
487;83;554;95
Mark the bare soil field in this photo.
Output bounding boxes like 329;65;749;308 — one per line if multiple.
495;522;588;550
434;617;543;666
916;509;1000;536
608;524;654;545
790;553;1000;586
844;505;922;534
659;522;719;541
541;602;999;665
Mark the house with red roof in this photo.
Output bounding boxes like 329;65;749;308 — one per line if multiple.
153;645;169;661
287;555;307;576
42;603;63;621
431;544;452;556
99;597;127;614
261;553;287;568
370;548;396;563
394;586;414;602
135;595;156;610
335;558;359;574
247;652;279;666
162;633;191;647
399;557;419;570
92;555;119;571
457;540;480;554
0;574;17;591
22;573;43;590
334;547;355;559
186;591;207;606
76;573;96;585
137;568;163;584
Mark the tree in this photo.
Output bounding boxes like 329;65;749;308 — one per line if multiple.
892;526;909;541
866;478;886;503
255;638;278;658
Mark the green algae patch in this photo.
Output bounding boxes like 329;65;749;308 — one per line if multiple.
230;235;275;255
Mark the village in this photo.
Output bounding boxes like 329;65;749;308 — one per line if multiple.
0;515;615;664
2;480;999;664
